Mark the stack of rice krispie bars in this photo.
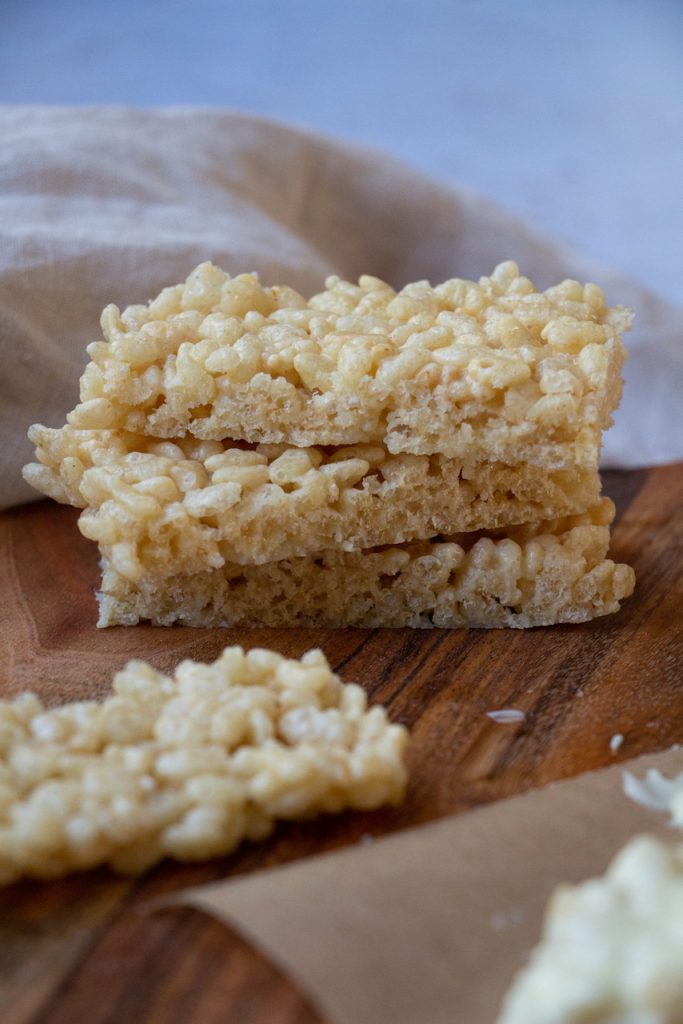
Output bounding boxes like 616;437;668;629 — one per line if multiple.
23;260;635;628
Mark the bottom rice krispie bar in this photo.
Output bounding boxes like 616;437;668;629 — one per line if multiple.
98;500;634;629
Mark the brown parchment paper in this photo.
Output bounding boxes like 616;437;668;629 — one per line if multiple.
172;746;682;1024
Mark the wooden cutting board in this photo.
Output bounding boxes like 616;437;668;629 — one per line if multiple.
1;464;682;1024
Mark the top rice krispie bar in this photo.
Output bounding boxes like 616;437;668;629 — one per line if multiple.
66;261;631;468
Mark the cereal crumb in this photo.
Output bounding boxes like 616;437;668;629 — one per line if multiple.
609;733;624;754
487;709;526;724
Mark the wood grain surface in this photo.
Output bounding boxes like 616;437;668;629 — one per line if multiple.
1;464;682;1024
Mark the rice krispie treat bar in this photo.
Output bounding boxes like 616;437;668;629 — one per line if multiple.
497;835;683;1024
0;647;407;884
64;261;630;469
97;500;635;629
24;425;600;575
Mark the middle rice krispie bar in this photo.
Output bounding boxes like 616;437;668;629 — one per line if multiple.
64;261;630;470
23;425;600;575
97;500;635;629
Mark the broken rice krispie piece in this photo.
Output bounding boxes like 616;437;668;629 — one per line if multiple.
23;425;600;574
497;835;683;1024
96;500;635;629
64;261;630;470
0;647;408;884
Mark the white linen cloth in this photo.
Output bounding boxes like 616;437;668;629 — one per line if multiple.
1;105;681;510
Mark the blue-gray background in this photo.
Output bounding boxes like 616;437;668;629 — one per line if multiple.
2;0;681;303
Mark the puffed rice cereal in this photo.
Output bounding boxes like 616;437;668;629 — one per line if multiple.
0;648;408;884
